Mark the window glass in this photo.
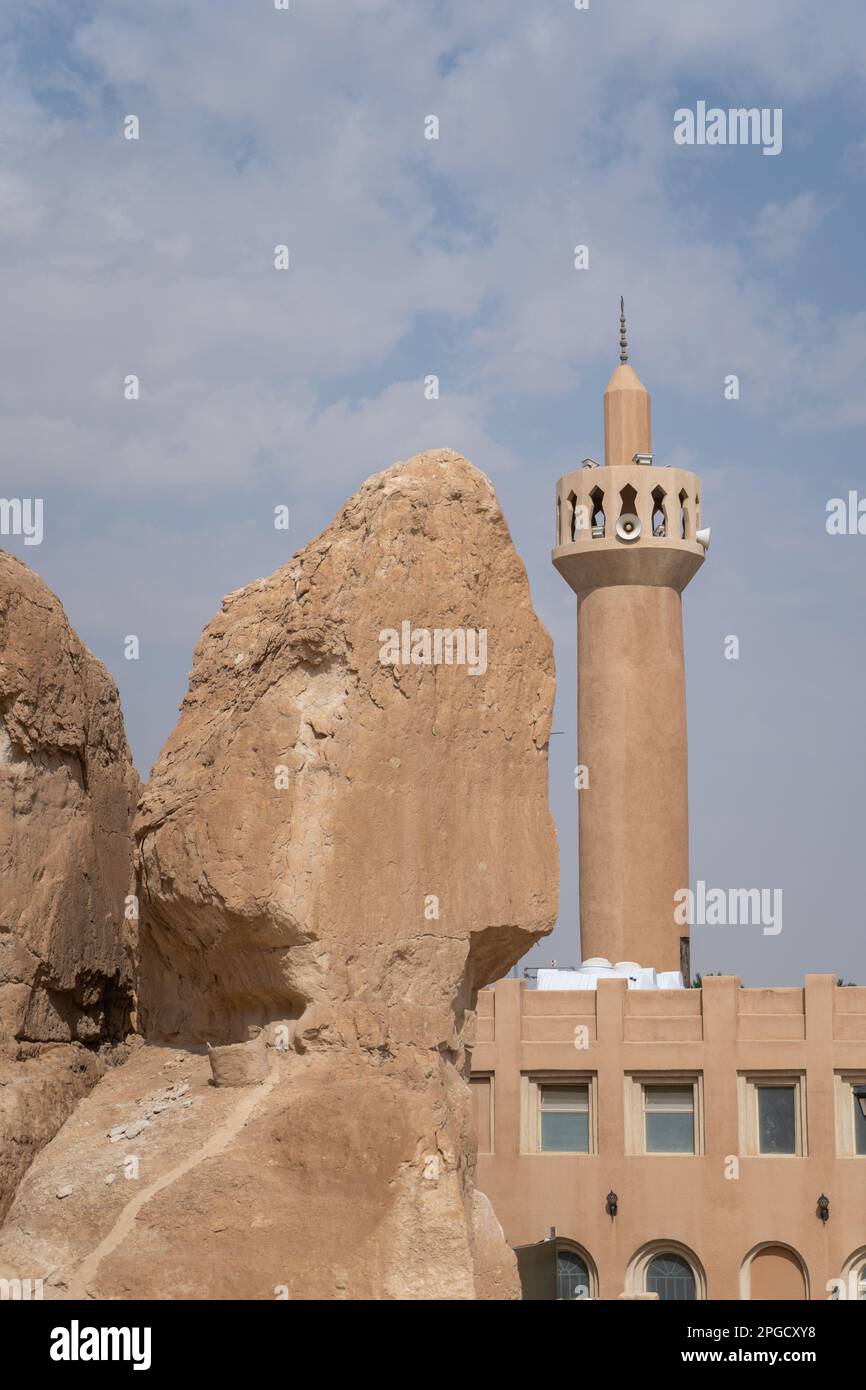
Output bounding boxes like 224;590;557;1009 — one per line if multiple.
854;1090;866;1156
541;1085;587;1109
540;1084;589;1152
644;1085;694;1153
757;1086;796;1154
556;1250;590;1300
858;1266;866;1301
646;1254;696;1301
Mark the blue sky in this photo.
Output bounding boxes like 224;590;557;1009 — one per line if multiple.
2;0;865;984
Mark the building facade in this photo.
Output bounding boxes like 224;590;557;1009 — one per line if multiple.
471;311;866;1300
472;975;866;1300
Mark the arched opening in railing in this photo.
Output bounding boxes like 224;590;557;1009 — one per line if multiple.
589;486;605;538
678;488;689;539
651;485;667;538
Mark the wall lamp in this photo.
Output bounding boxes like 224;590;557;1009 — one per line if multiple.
817;1194;830;1223
606;1191;618;1217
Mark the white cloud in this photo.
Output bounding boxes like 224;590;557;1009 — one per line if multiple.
751;192;825;266
0;0;864;502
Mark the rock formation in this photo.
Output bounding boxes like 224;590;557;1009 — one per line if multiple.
0;1044;105;1224
0;551;140;1216
0;552;139;1044
0;450;557;1298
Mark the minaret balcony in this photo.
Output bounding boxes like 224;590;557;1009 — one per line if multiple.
553;463;705;594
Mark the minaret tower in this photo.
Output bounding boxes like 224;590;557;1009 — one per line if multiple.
552;303;709;976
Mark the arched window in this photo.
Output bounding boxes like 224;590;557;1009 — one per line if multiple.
556;1249;591;1301
628;1241;706;1300
646;1253;696;1301
567;490;578;542
589;486;605;538
840;1247;866;1300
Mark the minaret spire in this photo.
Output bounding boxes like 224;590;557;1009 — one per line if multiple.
603;303;651;466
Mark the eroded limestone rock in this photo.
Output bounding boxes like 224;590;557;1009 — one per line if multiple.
135;450;556;1045
0;451;557;1299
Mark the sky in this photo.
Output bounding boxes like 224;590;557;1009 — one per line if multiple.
1;0;865;986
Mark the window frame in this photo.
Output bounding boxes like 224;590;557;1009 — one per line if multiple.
645;1252;698;1302
556;1246;592;1301
833;1072;866;1157
738;1073;807;1157
626;1240;706;1300
624;1073;704;1157
521;1073;597;1155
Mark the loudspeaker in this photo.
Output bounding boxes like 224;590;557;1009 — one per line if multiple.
615;513;641;542
695;526;711;550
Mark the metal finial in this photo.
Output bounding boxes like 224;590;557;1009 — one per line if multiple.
619;296;628;364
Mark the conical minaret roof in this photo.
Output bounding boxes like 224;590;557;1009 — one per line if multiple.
603;298;652;466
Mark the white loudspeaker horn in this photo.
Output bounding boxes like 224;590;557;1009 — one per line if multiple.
615;513;641;542
695;526;711;551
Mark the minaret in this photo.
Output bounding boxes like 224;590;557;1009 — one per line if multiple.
552;304;708;976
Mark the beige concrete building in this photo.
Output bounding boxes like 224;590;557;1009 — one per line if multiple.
472;975;866;1300
472;310;866;1300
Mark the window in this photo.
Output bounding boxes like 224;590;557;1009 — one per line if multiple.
855;1090;866;1156
839;1249;866;1300
540;1084;589;1152
627;1242;706;1300
557;1249;590;1301
740;1074;806;1157
625;1074;703;1155
758;1086;797;1154
644;1085;695;1154
646;1253;696;1301
834;1074;866;1156
522;1075;596;1154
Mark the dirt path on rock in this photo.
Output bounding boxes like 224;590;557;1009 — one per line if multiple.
67;1064;280;1299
